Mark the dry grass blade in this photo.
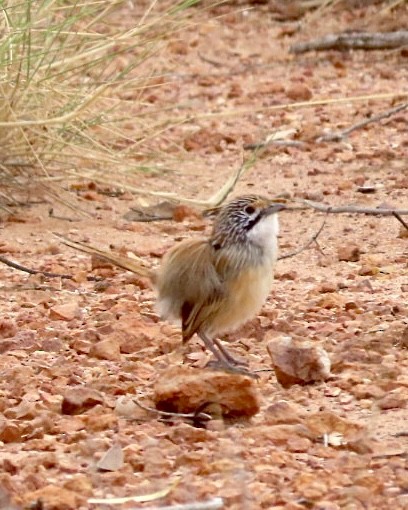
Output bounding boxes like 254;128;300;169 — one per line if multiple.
137;498;224;510
53;233;153;278
70;150;256;208
88;476;181;505
0;0;202;211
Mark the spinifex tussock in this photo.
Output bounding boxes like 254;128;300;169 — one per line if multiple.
0;0;201;212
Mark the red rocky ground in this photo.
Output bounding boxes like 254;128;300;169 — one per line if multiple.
0;1;407;509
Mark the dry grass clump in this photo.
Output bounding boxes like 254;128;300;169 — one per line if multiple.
0;0;200;211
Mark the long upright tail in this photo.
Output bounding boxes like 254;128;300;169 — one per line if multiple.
54;233;153;279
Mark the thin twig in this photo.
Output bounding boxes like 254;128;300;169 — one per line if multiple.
0;255;101;281
133;397;212;422
393;211;408;231
198;52;224;67
290;30;408;54
245;101;408;148
243;140;305;150
394;431;408;437
317;102;408;142
300;200;408;216
278;213;328;260
129;497;224;510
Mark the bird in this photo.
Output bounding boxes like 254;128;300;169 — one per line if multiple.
57;195;285;374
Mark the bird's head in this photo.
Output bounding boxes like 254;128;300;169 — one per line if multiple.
209;195;285;250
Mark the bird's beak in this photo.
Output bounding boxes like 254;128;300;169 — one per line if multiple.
265;202;286;214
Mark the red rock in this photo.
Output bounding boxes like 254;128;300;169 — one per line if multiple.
82;413;117;432
254;424;312;445
49;302;81;321
400;326;408;348
316;281;338;293
154;366;260;418
267;335;331;388
63;475;93;496
358;264;379;276
0;338;37;355
21;486;85;510
81;190;103;202
398;225;408;238
286;84;313;101
351;384;385;400
70;337;92;354
5;400;37;420
0;418;22;443
378;391;407;410
172;205;199;222
117;320;161;354
89;337;121;361
337;244;360;262
317;293;345;309
61;387;104;415
123;273;151;290
0;320;17;339
305;410;366;441
227;82;243;98
275;270;298;281
41;338;65;352
91;254;114;270
287;435;312;452
168;40;188;55
264;400;303;425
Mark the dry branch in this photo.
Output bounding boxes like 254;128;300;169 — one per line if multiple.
317;102;408;142
393;212;408;232
133;398;212;422
0;255;103;282
278;213;328;260
2;201;406;283
290;30;408;54
300;200;408;216
243;140;304;151
0;255;100;281
245;101;408;149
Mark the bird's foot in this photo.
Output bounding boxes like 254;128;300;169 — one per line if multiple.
205;359;259;379
212;338;249;367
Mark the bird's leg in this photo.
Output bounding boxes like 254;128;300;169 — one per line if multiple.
198;332;230;365
213;338;248;367
198;332;255;377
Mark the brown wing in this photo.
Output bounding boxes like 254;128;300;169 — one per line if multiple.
156;239;227;341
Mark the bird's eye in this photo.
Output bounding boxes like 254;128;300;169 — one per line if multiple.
244;205;256;215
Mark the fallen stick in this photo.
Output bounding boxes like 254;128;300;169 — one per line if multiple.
300;200;408;216
317;102;408;142
245;101;408;148
133;397;212;423
0;255;99;281
393;212;408;232
278;213;328;260
290;30;408;54
1;201;406;281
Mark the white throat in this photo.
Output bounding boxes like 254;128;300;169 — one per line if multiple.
247;213;279;255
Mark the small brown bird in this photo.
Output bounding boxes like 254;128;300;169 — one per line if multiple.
58;195;285;373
